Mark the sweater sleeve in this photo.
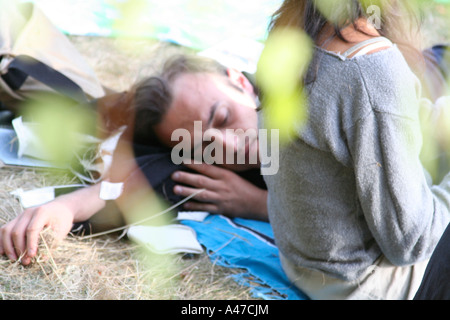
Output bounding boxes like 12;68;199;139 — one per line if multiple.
347;56;450;266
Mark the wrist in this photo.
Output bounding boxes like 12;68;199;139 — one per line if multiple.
56;184;106;223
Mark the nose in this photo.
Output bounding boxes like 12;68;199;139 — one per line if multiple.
204;128;258;164
203;128;229;151
204;129;245;151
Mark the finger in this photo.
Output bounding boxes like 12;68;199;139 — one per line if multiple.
172;170;218;190
10;216;30;261
173;185;218;203
1;224;17;261
183;201;219;214
183;163;227;179
25;208;49;259
10;210;39;259
12;214;37;265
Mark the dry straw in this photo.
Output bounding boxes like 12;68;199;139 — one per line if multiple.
0;168;254;300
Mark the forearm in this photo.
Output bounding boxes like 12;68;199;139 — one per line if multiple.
56;183;106;223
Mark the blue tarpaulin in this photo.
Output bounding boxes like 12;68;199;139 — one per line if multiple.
181;215;309;300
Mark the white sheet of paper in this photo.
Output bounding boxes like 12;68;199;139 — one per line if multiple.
176;211;209;222
127;224;203;255
11;184;85;208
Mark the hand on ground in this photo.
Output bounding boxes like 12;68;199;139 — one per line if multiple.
0;200;75;265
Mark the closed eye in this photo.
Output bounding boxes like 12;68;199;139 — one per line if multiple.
213;106;229;128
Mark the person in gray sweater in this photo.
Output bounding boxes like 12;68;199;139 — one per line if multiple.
261;0;450;299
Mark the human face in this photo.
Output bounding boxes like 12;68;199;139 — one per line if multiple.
153;71;260;172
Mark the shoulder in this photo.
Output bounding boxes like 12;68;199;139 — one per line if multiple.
352;47;422;118
353;46;418;90
310;44;408;92
323;36;392;58
311;46;420;122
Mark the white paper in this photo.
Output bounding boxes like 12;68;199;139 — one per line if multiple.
11;184;85;208
176;211;209;222
99;181;124;200
12;117;46;159
71;125;126;183
10;187;55;208
127;224;203;255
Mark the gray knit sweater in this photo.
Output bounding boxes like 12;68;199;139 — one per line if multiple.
261;45;450;281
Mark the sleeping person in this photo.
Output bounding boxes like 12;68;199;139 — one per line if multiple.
0;53;268;265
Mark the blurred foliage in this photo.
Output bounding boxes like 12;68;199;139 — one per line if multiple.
256;28;312;144
20;94;97;167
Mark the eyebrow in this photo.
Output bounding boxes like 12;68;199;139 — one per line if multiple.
207;101;219;127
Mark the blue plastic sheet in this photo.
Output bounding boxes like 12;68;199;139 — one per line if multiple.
181;215;309;300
